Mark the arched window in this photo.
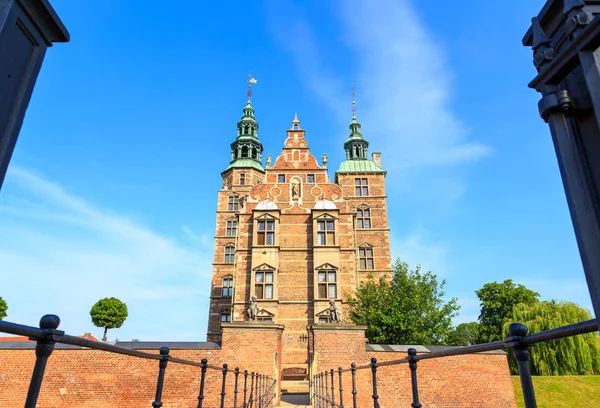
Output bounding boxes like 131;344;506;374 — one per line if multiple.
357;206;371;229
228;195;239;211
222;275;233;296
224;245;235;264
241;146;249;158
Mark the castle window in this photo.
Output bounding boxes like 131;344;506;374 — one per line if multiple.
317;219;335;245
359;247;374;270
226;220;237;237
318;271;337;299
222;276;233;296
278;174;285;183
355;178;369;196
255;271;274;299
307;174;315;183
220;311;231;322
257;220;275;245
357;207;371;229
224;245;235;263
240;173;245;185
228;195;239;211
258;316;273;322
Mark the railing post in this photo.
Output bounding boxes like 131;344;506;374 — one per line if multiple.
249;372;255;408
313;374;318;408
220;364;229;408
338;366;344;408
407;348;422;408
151;347;170;408
196;358;208;408
234;367;240;408
324;370;330;406
25;315;63;408
351;363;357;408
509;323;538;408
258;374;263;408
243;370;249;408
370;357;379;408
319;373;324;408
330;368;335;408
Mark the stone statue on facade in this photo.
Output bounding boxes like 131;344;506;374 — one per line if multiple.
247;296;259;321
328;300;340;323
291;181;300;199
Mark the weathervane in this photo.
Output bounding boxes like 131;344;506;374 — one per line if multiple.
246;71;257;101
351;84;357;117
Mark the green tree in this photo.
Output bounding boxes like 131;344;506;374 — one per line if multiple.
90;297;128;341
504;300;600;375
446;322;480;346
475;279;539;343
0;297;7;320
347;259;460;345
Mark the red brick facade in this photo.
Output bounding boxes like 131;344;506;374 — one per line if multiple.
0;324;516;407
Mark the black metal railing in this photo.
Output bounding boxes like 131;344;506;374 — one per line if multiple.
312;318;598;408
0;314;276;408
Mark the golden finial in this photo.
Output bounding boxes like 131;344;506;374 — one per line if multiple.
246;71;257;102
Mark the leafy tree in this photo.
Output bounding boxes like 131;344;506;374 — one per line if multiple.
0;297;7;320
475;280;539;343
90;297;128;341
503;300;600;375
347;259;460;345
446;322;480;346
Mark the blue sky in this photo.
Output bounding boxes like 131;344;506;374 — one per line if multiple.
0;0;592;341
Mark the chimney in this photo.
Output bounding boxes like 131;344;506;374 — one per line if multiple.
372;152;382;167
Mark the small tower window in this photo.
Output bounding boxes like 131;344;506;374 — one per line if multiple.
228;195;239;211
222;276;233;296
307;174;315;183
226;220;238;237
359;247;374;270
357;207;371;228
240;173;246;185
355;178;369;196
278;174;285;183
224;245;236;264
293;124;299;130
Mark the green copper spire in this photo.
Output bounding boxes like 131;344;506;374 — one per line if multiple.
343;90;369;160
336;88;385;178
224;74;264;172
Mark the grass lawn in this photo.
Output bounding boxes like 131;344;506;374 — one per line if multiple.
512;375;600;408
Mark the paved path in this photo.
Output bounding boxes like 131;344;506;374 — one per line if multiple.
278;393;311;407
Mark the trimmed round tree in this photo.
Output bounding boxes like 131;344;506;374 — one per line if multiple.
90;297;128;341
0;296;7;320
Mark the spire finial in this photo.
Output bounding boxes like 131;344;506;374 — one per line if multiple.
351;85;357;118
246;71;257;102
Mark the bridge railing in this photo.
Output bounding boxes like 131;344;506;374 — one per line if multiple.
0;314;276;408
312;319;598;408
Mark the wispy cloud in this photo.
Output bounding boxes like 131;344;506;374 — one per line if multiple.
0;167;213;341
267;0;490;196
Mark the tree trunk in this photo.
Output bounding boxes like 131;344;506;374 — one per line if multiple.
102;326;108;342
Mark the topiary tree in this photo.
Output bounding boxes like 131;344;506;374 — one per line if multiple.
503;300;600;375
0;296;7;320
90;297;128;341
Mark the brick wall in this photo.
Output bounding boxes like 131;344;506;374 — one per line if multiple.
310;324;517;408
0;324;282;408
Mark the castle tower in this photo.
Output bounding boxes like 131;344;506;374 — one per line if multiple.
206;95;392;381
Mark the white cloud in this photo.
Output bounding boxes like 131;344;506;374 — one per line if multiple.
267;0;490;175
0;167;213;341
